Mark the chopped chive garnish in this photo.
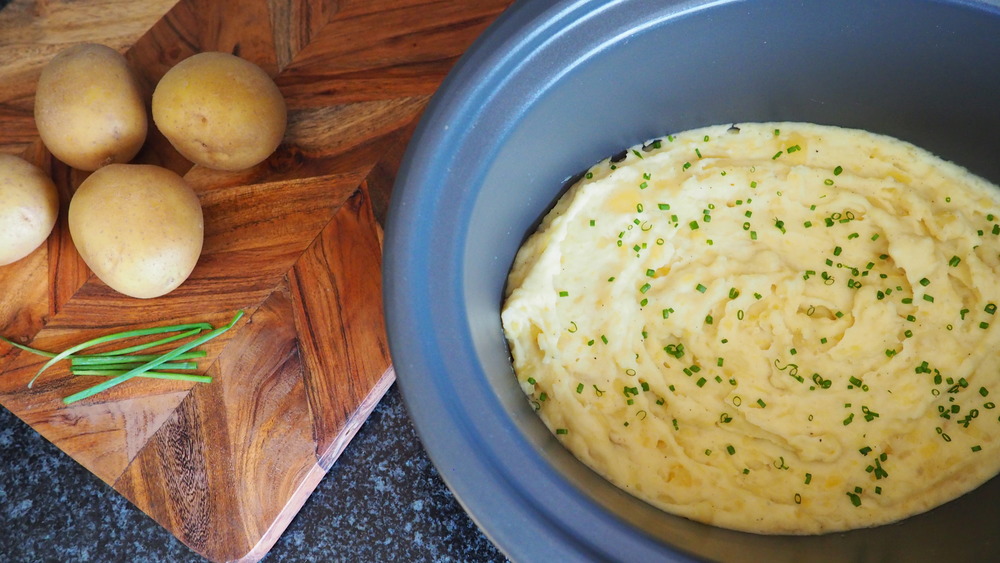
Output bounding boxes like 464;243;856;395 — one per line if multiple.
696;284;708;293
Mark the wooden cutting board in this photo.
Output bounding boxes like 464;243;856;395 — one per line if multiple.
0;1;512;560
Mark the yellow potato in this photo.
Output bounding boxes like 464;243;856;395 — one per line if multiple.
34;43;148;171
0;154;59;266
152;51;286;171
68;164;203;299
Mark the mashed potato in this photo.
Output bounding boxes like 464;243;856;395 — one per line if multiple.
501;122;1000;534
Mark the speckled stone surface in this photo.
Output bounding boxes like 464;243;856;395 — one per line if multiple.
0;384;507;562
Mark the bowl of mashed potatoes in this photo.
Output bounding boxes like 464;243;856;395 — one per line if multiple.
384;1;1000;561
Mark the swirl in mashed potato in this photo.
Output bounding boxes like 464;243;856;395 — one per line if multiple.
501;122;1000;534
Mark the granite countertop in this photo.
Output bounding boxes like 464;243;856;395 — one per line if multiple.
0;383;507;561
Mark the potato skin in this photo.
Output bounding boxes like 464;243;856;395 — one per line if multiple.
68;164;203;299
0;155;59;266
34;43;148;171
152;52;286;171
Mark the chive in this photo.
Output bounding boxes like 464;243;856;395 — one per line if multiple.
72;370;212;383
690;220;700;230
834;165;843;176
576;383;584;394
696;284;708;293
556;428;568;435
757;398;767;408
772;151;783;160
70;351;207;366
949;255;961;267
559;290;569;297
61;311;244;405
726;445;736;455
658;203;670;210
26;323;213;388
805;473;812;484
923;294;935;303
74;361;198;372
646;269;656;277
987;303;997;315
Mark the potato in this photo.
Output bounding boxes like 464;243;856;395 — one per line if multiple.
34;43;148;171
152;52;286;171
68;164;203;298
0;154;60;266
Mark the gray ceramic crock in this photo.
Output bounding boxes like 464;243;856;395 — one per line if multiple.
384;0;1000;561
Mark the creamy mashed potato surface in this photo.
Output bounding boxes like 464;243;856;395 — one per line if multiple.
501;122;1000;534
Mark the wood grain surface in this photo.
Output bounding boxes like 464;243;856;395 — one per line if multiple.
0;0;513;560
